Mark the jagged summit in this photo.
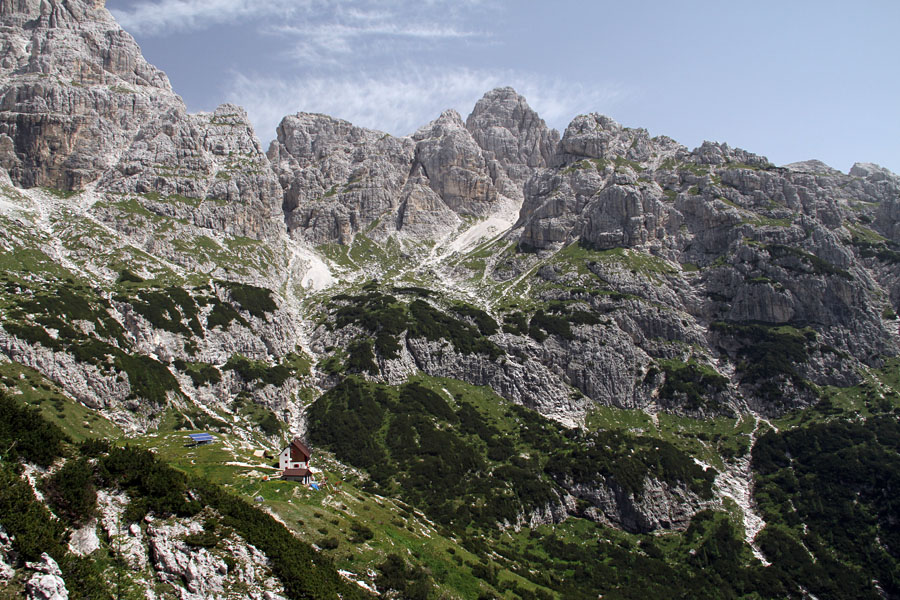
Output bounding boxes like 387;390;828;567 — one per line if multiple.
850;161;899;183
268;87;557;246
783;159;844;175
0;0;180;189
0;0;168;87
1;0;900;467
466;86;559;169
414;108;467;137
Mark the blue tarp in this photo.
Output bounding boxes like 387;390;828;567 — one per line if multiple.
185;433;216;446
310;483;320;491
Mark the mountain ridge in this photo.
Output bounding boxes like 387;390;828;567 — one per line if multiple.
1;0;898;435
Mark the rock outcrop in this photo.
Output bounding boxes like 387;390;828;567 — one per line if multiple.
566;477;712;533
0;526;15;583
24;553;68;600
0;0;181;190
147;517;287;600
67;520;100;557
96;490;288;600
411;109;499;216
466;86;559;194
505;113;899;414
270;88;558;246
268;112;416;245
98;103;284;241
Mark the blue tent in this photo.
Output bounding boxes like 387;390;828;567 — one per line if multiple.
185;433;216;446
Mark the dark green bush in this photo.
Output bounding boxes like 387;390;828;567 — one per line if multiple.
330;288;503;362
256;410;282;436
657;360;728;410
308;378;713;534
376;553;432;599
0;391;68;467
99;446;200;520
42;457;97;526
345;339;378;375
174;360;222;387
207;298;249;329
711;322;815;396
319;536;339;550
116;269;144;283
220;281;277;319
224;354;291;387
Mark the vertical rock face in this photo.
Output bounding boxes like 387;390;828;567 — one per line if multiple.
99;103;284;240
466;86;559;200
411;109;498;215
518;113;689;250
0;0;181;190
269;108;502;247
269;88;558;246
852;162;900;243
268;113;415;245
467;86;558;170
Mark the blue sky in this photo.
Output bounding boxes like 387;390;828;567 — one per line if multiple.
108;0;900;173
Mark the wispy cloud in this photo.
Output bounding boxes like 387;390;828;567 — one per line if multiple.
224;67;629;143
112;0;486;43
110;0;302;35
270;18;483;65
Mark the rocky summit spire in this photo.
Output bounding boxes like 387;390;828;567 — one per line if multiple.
466;87;559;170
464;87;559;203
0;0;181;190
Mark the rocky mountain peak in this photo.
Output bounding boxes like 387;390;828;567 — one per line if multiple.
466;86;559;170
268;112;417;244
690;140;770;168
557;113;677;166
0;0;180;189
0;0;170;88
270;112;387;163
98;101;285;241
413;108;467;139
850;161;899;184
783;159;844;176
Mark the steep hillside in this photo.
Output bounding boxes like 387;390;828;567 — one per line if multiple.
0;389;367;600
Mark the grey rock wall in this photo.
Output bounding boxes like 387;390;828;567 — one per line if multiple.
0;0;180;189
270;88;559;246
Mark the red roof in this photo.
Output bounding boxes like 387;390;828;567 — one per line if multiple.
282;468;311;478
289;439;311;461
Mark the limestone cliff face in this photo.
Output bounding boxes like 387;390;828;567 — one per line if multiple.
0;0;181;190
269;88;558;246
466;86;558;174
565;477;712;533
2;0;898;427
304;109;900;420
267;112;416;245
0;0;285;274
98;103;284;241
506;113;899;415
411;109;498;216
